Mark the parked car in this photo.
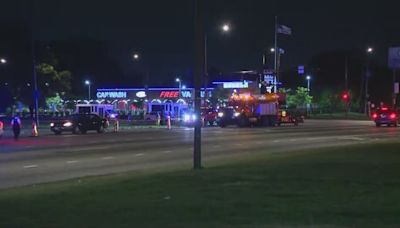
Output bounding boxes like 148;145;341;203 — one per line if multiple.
372;107;399;127
50;114;109;135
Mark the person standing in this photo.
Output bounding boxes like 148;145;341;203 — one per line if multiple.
11;115;22;140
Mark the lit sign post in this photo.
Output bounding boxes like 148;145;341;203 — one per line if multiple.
222;81;249;89
96;91;127;99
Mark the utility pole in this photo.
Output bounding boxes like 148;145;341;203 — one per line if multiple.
31;0;39;127
193;0;204;169
273;16;278;93
345;56;349;91
393;69;397;108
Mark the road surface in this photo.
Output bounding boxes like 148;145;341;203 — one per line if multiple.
0;120;399;189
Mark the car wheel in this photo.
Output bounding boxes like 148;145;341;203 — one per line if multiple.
97;125;105;133
72;126;79;134
80;127;87;134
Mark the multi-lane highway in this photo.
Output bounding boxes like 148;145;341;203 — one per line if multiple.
0;120;399;189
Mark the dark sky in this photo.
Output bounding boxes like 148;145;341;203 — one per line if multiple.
1;0;400;86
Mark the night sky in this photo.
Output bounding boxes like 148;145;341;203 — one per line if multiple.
1;0;399;87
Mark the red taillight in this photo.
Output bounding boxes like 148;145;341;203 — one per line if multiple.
372;113;378;119
390;113;397;119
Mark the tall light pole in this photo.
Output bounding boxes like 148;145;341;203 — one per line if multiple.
204;23;231;104
176;78;182;98
306;75;311;93
270;48;284;92
365;47;373;115
85;80;91;101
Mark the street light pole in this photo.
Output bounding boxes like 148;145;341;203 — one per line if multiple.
365;47;373;116
85;80;91;101
306;75;311;93
194;0;204;170
176;78;182;99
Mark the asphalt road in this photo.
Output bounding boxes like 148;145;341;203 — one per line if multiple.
0;120;399;189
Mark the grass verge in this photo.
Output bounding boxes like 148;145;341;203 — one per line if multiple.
1;142;400;227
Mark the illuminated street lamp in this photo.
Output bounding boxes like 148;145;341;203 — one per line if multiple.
0;58;6;64
306;75;311;93
182;85;187;89
365;47;374;115
133;53;140;61
222;24;230;33
176;78;182;97
85;80;91;100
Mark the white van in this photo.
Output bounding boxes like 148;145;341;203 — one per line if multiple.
75;104;114;119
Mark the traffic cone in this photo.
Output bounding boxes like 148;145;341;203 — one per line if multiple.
31;121;39;137
167;115;171;130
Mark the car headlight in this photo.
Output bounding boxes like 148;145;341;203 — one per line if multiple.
183;114;190;122
218;112;224;118
50;123;55;127
63;122;73;127
192;114;197;121
234;112;241;117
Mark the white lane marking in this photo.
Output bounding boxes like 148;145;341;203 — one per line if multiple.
306;137;319;141
235;143;244;146
340;136;365;141
102;156;114;160
23;165;38;169
66;160;79;164
135;153;144;157
273;140;281;143
255;141;263;145
290;139;297;142
162;150;172;154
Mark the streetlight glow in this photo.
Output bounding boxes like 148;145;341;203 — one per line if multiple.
182;85;187;89
367;47;373;53
133;53;140;60
306;75;311;80
0;58;6;64
270;48;275;53
176;78;180;83
222;24;230;32
85;80;91;100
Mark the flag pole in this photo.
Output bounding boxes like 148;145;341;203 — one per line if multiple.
274;16;278;93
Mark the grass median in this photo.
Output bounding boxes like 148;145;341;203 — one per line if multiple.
1;142;400;227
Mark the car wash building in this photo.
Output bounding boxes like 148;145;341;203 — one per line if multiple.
95;87;213;118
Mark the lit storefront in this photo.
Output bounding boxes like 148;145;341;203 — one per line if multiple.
96;87;213;118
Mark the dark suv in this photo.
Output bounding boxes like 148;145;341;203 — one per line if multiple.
372;107;399;127
50;114;109;135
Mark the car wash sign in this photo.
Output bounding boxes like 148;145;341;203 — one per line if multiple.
97;91;127;99
389;47;400;69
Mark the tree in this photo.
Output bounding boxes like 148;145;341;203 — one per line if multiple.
291;87;313;108
46;93;63;112
36;63;72;97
